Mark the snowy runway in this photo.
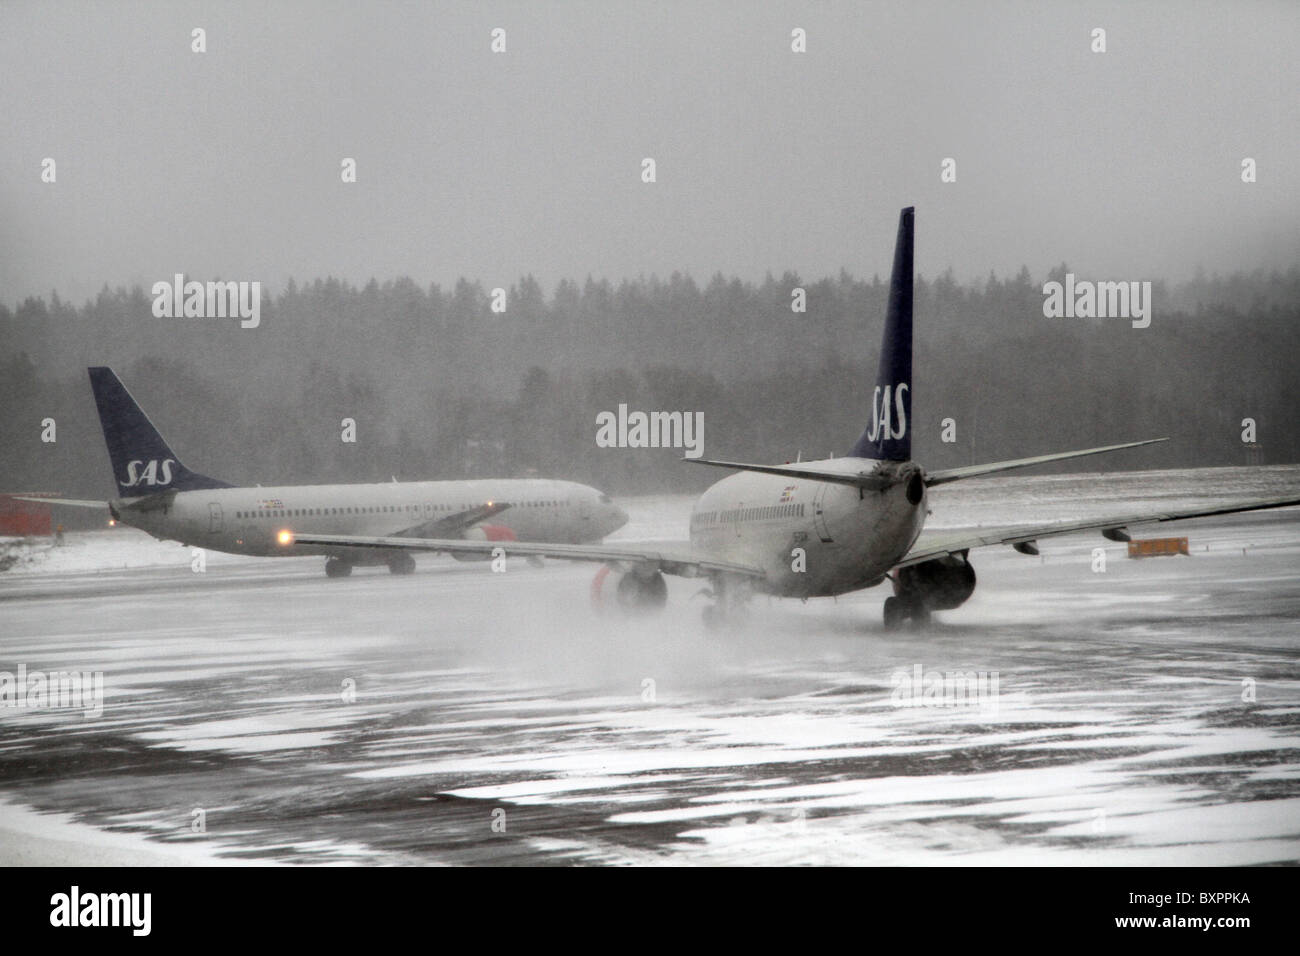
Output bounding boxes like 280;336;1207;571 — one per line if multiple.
2;468;1299;865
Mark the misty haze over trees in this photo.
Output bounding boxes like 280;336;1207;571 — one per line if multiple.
3;265;1296;514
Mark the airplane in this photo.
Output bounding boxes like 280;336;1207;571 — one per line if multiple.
28;367;630;577
287;206;1300;627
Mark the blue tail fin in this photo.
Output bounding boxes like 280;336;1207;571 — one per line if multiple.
848;206;913;461
87;367;231;495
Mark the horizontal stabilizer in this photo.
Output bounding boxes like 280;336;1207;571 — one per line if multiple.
925;438;1167;487
685;458;896;491
12;496;109;509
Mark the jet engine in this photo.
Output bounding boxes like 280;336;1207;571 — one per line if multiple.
896;552;976;611
451;524;517;562
590;565;668;613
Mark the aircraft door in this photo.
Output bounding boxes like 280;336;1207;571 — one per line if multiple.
208;502;223;534
813;485;834;543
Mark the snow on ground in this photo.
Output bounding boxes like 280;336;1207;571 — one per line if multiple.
1;528;260;576
1;464;1298;865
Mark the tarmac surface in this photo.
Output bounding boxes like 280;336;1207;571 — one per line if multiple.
1;476;1298;865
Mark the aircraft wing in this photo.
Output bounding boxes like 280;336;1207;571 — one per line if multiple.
897;494;1300;567
285;532;767;580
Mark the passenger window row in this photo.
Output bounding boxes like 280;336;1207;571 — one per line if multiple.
233;499;574;520
693;503;805;526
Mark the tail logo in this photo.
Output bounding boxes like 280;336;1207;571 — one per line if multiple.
866;383;909;443
121;459;176;488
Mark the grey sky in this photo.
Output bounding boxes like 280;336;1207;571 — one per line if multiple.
3;0;1297;305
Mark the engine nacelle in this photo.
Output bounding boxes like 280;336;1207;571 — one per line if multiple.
452;524;518;562
616;570;668;612
896;553;976;611
591;566;668;614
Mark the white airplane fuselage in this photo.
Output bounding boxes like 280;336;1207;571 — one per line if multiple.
689;457;927;598
116;478;627;559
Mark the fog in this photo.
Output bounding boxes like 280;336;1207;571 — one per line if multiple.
2;1;1297;507
2;0;1297;303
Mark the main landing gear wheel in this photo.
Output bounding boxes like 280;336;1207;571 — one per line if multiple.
883;595;929;629
387;553;416;575
325;557;353;578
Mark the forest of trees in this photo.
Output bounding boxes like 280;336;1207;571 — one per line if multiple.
2;264;1297;522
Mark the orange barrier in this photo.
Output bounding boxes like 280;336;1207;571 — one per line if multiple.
0;493;55;536
1127;537;1189;558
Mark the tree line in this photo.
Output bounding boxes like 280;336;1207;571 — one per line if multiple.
2;265;1296;518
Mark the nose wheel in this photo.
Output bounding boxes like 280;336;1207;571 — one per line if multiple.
699;577;751;631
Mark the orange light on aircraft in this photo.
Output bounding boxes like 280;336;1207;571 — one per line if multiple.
107;519;116;527
277;529;294;546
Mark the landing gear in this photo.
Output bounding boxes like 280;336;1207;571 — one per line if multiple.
387;553;416;575
883;596;906;629
699;577;751;631
324;557;353;578
883;594;929;629
701;601;750;631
